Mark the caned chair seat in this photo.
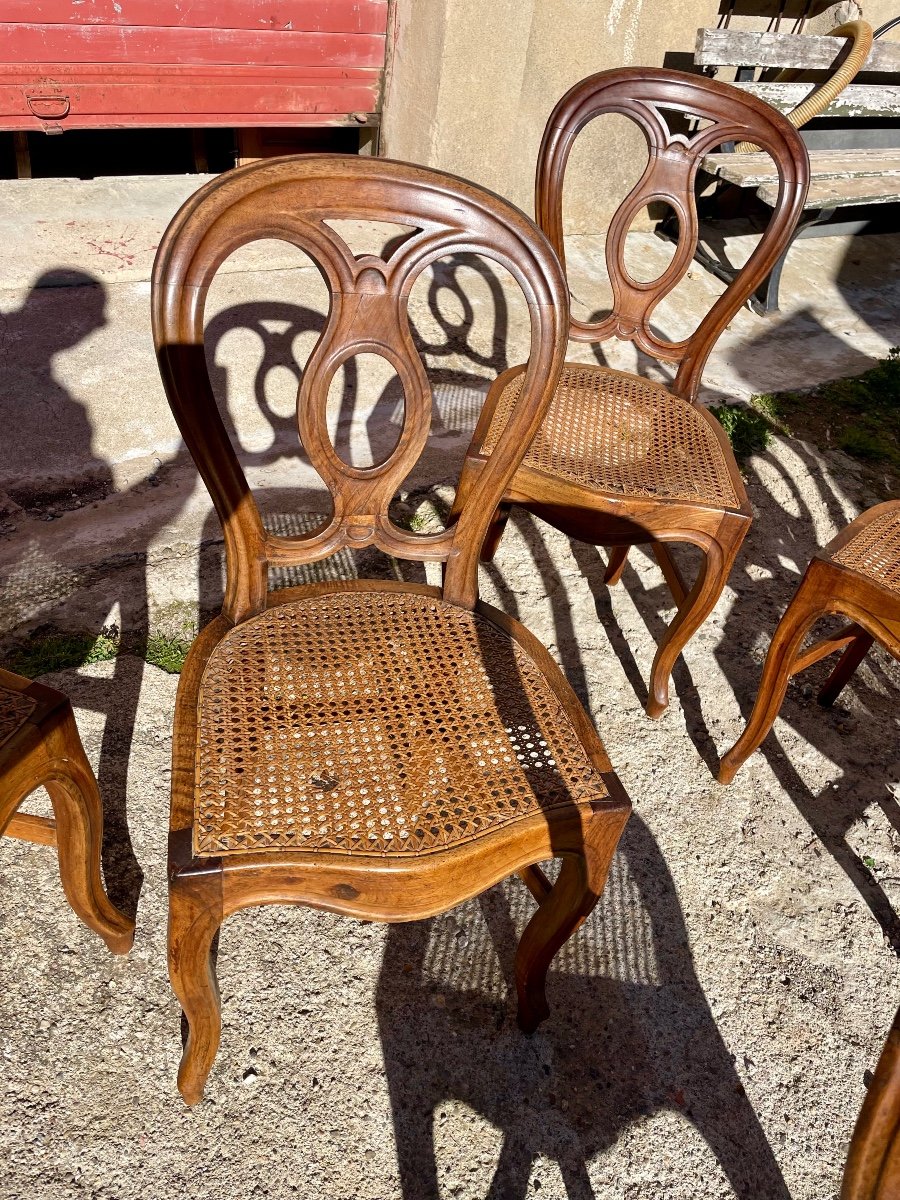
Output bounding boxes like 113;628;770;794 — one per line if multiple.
195;591;608;858
481;363;740;509
832;504;900;593
0;683;37;749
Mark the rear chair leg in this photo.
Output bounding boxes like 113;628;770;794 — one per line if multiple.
817;631;874;708
480;502;513;562
604;546;630;585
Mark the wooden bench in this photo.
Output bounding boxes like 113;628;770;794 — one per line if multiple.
689;24;900;313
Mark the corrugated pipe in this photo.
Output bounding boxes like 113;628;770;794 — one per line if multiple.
736;20;874;153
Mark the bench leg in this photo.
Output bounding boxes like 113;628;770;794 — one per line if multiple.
752;206;836;316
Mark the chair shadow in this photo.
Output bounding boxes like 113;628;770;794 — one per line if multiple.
377;812;791;1200
0;270;180;918
536;274;900;953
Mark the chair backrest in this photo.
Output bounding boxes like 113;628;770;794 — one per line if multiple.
535;67;810;402
152;155;568;622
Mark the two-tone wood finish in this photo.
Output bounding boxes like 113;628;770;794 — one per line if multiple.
152;154;632;1104
0;666;134;954
455;67;810;718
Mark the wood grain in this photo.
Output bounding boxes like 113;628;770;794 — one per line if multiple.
153;153;632;1104
455;67;808;717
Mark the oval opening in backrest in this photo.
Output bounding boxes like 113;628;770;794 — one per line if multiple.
622;204;679;285
205;239;330;462
325;352;407;469
563;112;650;322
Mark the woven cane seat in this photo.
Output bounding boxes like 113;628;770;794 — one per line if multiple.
832;505;900;593
194;591;608;857
481;363;740;509
0;684;35;751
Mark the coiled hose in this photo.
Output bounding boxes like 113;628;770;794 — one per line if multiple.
737;19;874;152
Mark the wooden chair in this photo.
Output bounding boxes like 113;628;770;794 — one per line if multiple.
719;500;900;783
454;67;810;718
152;154;632;1104
842;1000;900;1200
0;666;134;953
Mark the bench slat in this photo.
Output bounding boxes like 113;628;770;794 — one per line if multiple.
702;149;900;187
696;27;900;73
758;173;900;208
734;81;900;119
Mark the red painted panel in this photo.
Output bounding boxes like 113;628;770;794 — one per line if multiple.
5;25;385;68
0;1;388;131
0;63;381;129
3;1;389;35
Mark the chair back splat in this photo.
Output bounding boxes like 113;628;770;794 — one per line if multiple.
152;155;568;621
536;67;810;400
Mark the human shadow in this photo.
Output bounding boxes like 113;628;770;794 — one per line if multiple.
377;811;790;1199
0;269;197;919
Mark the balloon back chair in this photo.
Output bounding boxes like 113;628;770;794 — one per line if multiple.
454;67;810;717
152;155;632;1104
0;666;134;954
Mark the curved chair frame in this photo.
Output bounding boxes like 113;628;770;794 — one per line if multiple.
0;666;134;954
153;155;631;1103
456;67;810;717
719;500;900;783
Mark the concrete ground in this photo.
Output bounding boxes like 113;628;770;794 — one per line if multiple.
0;174;898;1200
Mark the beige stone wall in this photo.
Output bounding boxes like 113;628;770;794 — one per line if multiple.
381;0;899;233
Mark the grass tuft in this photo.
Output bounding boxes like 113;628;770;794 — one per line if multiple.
7;630;119;677
144;633;191;674
709;403;772;460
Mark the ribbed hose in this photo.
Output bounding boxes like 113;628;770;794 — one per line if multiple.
736;20;874;152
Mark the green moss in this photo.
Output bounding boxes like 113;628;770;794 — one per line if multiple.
144;633;190;674
709;403;772;460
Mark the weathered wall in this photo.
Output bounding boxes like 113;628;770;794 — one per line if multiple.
381;0;899;232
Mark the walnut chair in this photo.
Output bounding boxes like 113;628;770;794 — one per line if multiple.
454;67;810;718
152;155;632;1104
719;500;900;784
0;666;134;954
842;999;900;1200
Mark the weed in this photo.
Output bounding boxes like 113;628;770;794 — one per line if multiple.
144;633;191;674
709;403;771;459
6;629;119;677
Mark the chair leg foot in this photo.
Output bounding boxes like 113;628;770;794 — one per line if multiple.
44;712;135;954
516;810;627;1032
718;575;823;784
168;874;223;1105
